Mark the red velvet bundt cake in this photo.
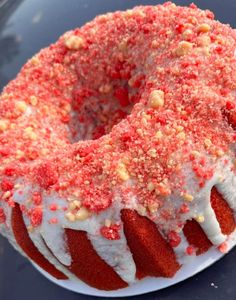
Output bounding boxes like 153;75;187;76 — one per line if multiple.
0;2;236;291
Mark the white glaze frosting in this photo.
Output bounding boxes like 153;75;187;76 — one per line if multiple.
4;153;234;284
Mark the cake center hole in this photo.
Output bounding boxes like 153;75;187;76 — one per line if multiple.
69;82;138;142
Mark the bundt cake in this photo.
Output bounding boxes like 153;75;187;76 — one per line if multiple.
0;2;236;291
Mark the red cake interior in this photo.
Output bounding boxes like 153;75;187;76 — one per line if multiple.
121;209;180;279
11;204;67;280
183;187;236;255
65;228;127;290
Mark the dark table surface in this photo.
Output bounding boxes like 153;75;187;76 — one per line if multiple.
0;0;236;299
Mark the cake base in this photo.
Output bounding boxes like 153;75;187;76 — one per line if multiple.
33;231;236;297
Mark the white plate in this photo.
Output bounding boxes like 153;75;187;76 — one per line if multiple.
33;231;236;298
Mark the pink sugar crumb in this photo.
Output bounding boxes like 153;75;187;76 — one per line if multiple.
32;192;42;206
186;245;196;256
7;198;15;208
49;203;58;211
100;224;121;240
35;162;58;189
226;101;235;110
20;204;26;212
218;241;229;253
179;203;190;214
49;217;58;224
4;166;17;176
114;87;130;107
168;231;181;248
29;207;43;227
0;208;6;224
1;179;14;191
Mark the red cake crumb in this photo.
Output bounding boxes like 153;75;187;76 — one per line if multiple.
12;204;67;279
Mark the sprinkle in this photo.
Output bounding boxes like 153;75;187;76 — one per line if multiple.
29;95;38;106
176;125;184;132
151;40;159;48
68;202;76;210
182;29;193;39
183;193;194;202
147;181;155;191
116;162;130;181
104;218;112;227
14;183;22;189
49;217;58;224
197;23;211;33
15;101;27;113
216;149;224;157
198;35;211;46
195;215;205;223
175;41;193;56
0;120;8;132
31;55;40;65
204;138;212;148
176;131;186;140
69;200;81;210
118;39;128;52
64;35;85;50
136;205;147;216
24;127;37;140
148;90;165;109
65;212;76;222
190;150;200;157
2;191;11;199
148;202;159;214
155;130;163;138
147;148;157;158
99;84;112;94
73;200;81;207
16;150;25;159
75;207;90;221
156;182;171;196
